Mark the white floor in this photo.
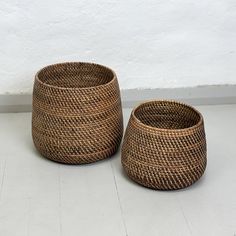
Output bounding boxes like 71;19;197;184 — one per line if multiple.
0;105;236;236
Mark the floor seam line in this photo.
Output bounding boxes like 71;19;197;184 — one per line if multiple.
0;159;6;202
110;160;129;236
58;165;63;236
177;196;193;236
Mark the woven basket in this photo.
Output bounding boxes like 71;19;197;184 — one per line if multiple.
32;62;123;164
121;100;207;190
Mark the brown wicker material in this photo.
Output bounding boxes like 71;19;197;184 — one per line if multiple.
121;100;207;190
32;62;123;164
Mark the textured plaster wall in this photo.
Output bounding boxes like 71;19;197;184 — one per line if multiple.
0;0;236;94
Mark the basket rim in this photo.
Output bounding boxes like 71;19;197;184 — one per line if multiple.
131;99;204;133
35;61;117;90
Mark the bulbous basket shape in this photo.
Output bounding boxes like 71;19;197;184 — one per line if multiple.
121;100;207;190
32;62;123;164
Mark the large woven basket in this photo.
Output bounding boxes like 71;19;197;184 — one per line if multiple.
121;100;207;190
32;62;123;164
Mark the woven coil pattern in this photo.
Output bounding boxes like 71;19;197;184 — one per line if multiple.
121;100;207;190
32;62;123;164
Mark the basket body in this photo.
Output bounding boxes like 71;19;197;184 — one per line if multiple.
121;100;207;190
32;62;123;164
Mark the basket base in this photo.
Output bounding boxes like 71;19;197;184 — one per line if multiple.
33;144;120;164
122;160;207;190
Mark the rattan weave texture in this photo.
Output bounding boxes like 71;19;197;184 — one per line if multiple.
121;100;207;190
32;62;123;164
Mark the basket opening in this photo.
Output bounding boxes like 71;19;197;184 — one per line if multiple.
134;101;201;130
37;63;114;88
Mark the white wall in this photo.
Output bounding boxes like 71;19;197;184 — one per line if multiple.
0;0;236;94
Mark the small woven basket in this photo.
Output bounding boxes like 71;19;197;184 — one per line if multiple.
121;100;207;190
32;62;123;164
